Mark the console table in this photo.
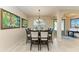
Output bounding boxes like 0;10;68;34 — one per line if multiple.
68;30;79;37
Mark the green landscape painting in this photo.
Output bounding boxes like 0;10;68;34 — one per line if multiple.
11;14;20;28
2;10;20;29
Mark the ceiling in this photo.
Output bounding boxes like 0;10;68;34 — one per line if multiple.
17;6;79;17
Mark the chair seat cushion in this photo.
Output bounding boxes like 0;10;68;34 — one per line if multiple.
31;40;39;44
32;37;38;40
41;38;48;40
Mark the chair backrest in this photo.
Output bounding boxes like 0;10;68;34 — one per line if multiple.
48;28;53;34
25;28;31;34
25;28;31;39
30;31;39;40
31;31;38;37
40;30;48;38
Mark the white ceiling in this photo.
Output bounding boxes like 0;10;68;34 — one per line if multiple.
17;6;79;17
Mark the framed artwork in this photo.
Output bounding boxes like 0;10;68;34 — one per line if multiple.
70;18;79;28
1;9;20;29
22;18;28;28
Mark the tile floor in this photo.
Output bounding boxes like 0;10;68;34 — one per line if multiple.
8;36;79;52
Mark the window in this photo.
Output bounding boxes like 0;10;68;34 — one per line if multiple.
61;20;65;31
70;18;79;28
53;21;57;30
53;20;64;31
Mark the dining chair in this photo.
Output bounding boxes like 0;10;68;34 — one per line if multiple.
40;30;49;51
30;31;39;51
25;28;31;44
48;28;53;44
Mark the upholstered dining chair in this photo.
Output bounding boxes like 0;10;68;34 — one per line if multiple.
48;28;53;44
40;30;49;51
30;31;39;51
25;28;31;44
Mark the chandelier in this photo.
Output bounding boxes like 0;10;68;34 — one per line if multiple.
37;9;41;23
33;9;46;30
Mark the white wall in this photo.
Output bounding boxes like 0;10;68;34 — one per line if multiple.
0;6;26;51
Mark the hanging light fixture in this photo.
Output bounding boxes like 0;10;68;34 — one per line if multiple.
37;9;41;24
33;9;46;30
38;9;40;19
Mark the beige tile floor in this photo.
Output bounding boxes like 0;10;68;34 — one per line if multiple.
9;37;79;52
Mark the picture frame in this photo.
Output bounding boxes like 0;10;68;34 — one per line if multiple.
1;9;20;29
22;18;28;28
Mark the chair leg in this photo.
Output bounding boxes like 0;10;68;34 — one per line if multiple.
51;39;53;44
40;43;41;51
38;43;39;51
49;38;53;44
30;42;32;51
47;41;49;51
51;35;53;44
